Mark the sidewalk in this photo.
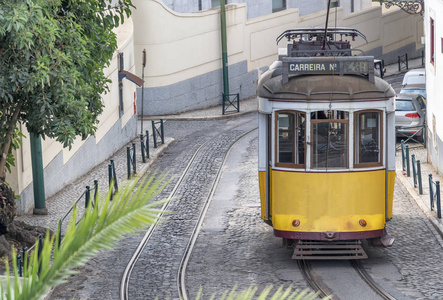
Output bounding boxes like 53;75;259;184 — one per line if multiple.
395;145;443;238
384;57;443;238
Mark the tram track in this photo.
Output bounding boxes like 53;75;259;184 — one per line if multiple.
119;133;204;300
350;260;397;300
298;259;398;300
297;260;334;300
119;119;258;300
177;128;258;300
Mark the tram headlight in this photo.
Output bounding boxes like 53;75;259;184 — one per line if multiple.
292;219;300;227
359;219;367;227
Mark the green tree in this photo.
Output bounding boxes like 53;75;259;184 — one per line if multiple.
0;0;134;166
0;0;134;229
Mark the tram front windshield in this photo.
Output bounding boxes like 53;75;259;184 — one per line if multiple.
311;110;348;169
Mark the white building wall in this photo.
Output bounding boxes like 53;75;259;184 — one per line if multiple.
159;0;373;18
425;0;443;174
160;0;199;12
132;0;423;116
289;0;329;16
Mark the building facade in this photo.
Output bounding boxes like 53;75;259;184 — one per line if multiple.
132;0;424;116
160;0;372;19
424;0;443;174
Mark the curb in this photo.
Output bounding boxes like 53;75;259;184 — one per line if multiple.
396;172;443;247
139;110;258;121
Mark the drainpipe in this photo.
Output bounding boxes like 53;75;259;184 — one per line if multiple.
141;49;146;137
220;0;229;99
30;132;47;215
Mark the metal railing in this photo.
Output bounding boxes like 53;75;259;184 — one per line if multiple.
398;53;408;71
108;159;118;199
396;123;426;149
127;143;136;179
429;174;441;219
58;181;99;245
399;142;443;220
16;234;43;277
411;154;423;195
400;140;410;176
140;130;150;163
400;142;423;195
222;93;240;115
152;120;164;148
17;181;99;277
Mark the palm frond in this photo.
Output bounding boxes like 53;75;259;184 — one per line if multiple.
1;174;169;300
215;285;324;300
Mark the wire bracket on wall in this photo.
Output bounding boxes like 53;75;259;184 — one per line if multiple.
378;0;424;16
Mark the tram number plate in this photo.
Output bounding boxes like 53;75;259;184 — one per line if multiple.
342;61;369;73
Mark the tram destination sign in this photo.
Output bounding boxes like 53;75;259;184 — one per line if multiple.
287;61;369;74
282;57;374;83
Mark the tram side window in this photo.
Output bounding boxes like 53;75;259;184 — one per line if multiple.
276;112;305;167
355;111;382;166
311;110;348;169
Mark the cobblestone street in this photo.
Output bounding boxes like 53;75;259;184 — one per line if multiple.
50;114;260;299
383;179;443;299
186;128;308;299
45;111;443;300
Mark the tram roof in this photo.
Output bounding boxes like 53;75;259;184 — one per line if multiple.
258;59;395;101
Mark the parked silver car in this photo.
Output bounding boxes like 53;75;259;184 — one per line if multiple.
395;94;426;141
399;83;426;99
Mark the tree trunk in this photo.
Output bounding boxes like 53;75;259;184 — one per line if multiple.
0;106;21;181
0;105;21;234
0;179;16;235
0;137;12;181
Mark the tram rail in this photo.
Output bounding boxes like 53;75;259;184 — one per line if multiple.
350;260;397;300
298;260;334;300
178;128;258;300
298;260;398;300
119;122;257;300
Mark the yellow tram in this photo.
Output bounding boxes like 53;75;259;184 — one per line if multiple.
257;28;396;259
